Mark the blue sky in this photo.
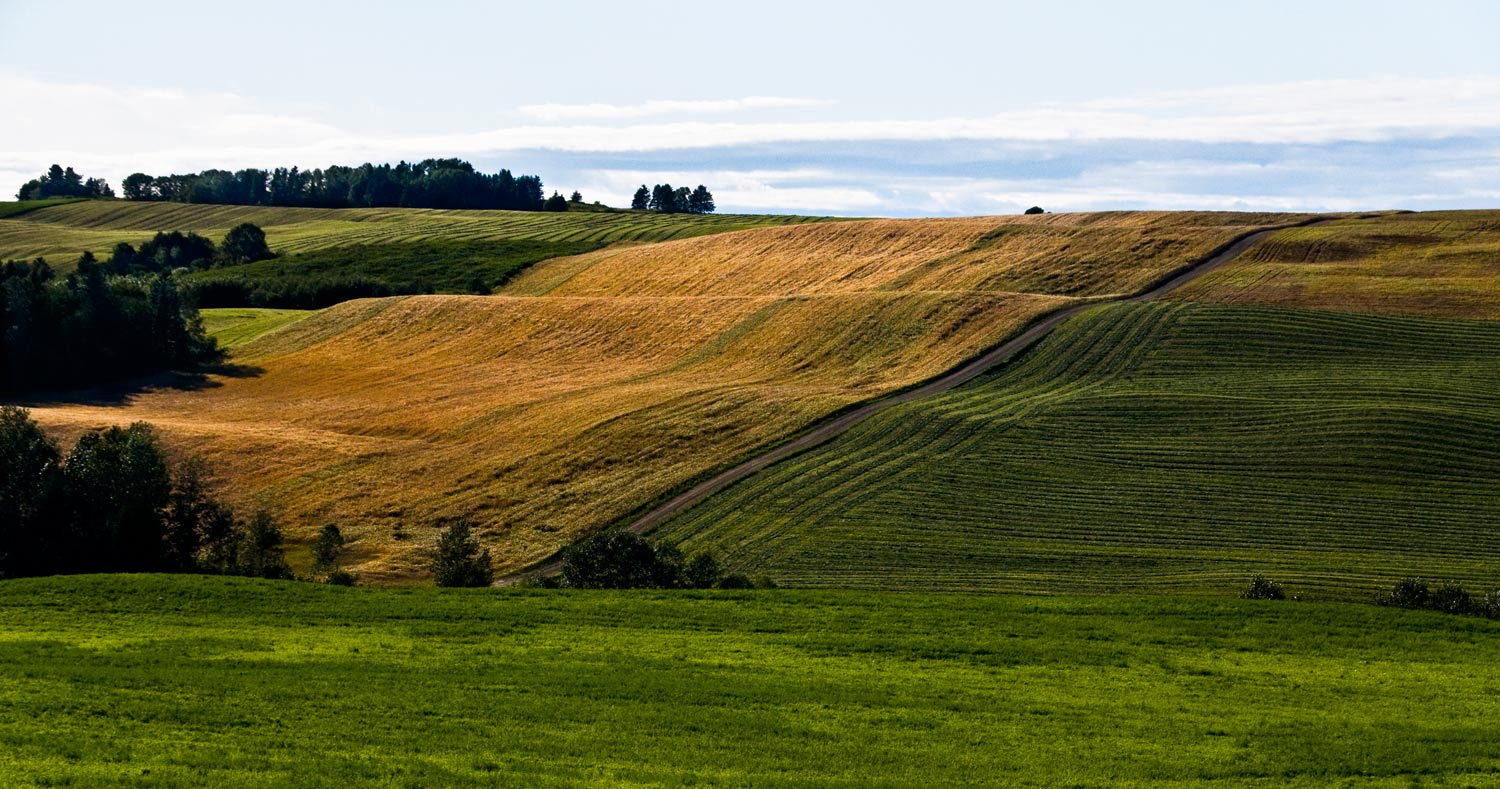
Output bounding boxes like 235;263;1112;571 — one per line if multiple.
2;0;1498;215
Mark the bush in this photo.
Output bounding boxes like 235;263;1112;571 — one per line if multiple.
325;568;356;586
685;552;722;589
1482;591;1500;620
432;520;493;587
561;531;668;589
1024;206;1045;215
717;573;755;589
1240;574;1286;600
1377;577;1431;609
1430;582;1474;615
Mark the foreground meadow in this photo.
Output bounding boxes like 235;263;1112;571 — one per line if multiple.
18;210;1304;581
1;575;1497;787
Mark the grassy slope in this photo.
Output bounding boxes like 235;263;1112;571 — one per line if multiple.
655;301;1500;598
184;238;605;297
2;575;1498;787
0;198;85;220
200;308;315;348
1169;210;1500;318
17;211;1304;582
0;201;839;265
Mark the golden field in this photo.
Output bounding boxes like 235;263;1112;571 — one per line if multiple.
19;209;1310;581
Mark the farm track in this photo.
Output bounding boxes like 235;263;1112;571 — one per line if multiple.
498;217;1343;583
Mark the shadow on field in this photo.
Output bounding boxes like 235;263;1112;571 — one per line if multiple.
16;363;266;407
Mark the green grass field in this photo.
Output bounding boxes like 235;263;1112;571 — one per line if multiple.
654;301;1500;599
200;308;315;348
184;238;605;303
2;575;1497;787
0;201;839;266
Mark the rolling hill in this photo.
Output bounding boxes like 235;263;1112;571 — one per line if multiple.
0;200;839;265
15;209;1306;582
653;300;1500;598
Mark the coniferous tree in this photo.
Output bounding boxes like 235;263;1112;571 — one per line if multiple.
631;185;650;210
688;185;715;214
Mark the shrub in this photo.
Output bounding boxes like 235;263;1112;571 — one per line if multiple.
432;520;493;587
1482;591;1500;620
325;568;356;586
1024;206;1045;215
561;531;666;589
1240;574;1286;600
685;552;722;589
717;573;755;589
1377;577;1431;609
1430;582;1474;615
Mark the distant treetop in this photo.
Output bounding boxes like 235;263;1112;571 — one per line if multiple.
643;183;715;214
1024;206;1045;215
16;164;114;200
117;158;549;211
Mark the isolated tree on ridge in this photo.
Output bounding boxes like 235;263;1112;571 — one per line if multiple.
631;185;650;210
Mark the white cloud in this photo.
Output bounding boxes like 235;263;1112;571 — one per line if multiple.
518;96;833;121
3;72;1500;214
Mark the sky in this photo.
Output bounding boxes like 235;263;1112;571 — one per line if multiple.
1;0;1497;216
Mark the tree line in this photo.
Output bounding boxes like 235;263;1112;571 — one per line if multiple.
16;164;115;200
1;254;219;396
0;222;273;396
631;184;715;214
0;408;292;580
118;158;548;211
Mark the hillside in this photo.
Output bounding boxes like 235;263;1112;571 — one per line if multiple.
16;211;1305;582
653;210;1500;598
0;200;838;265
3;575;1497;786
655;300;1500;598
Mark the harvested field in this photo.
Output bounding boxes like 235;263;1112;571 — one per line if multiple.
0;201;837;265
17;211;1309;581
654;301;1500;598
1169;210;1500;318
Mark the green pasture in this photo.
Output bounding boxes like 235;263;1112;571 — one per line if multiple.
1;575;1497;787
199;308;315;348
655;301;1500;599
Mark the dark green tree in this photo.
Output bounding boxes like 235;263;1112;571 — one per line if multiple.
62;423;173;573
569;190;582;203
0;406;61;578
560;531;684;589
240;510;292;579
220;222;273;265
121;173;157;201
311;524;346;574
684;551;722;589
544;191;569;212
432;520;494;587
688;185;715;214
649;184;676;213
162;457;235;571
1024;206;1045;215
631;185;650;210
